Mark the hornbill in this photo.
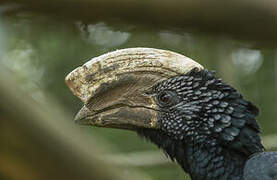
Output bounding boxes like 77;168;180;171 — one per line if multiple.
66;48;277;180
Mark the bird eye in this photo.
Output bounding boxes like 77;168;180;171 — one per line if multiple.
157;90;178;107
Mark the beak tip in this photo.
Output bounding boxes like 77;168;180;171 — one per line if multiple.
74;116;81;124
74;105;94;125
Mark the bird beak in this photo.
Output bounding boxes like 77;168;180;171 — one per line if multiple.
74;104;158;130
65;48;203;130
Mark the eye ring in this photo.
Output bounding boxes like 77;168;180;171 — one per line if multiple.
157;90;178;107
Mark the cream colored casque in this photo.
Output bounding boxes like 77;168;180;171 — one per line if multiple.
65;48;203;130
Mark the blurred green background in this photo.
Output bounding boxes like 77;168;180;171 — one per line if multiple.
1;2;277;180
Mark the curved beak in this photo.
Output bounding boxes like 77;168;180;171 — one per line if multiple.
66;48;203;130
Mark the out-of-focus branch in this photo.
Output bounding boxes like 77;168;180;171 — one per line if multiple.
262;134;277;150
0;67;151;180
105;151;173;167
105;134;277;167
3;0;277;44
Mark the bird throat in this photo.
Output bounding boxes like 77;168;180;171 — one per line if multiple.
137;128;245;180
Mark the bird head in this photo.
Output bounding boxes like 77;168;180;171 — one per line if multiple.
65;48;203;132
66;48;261;144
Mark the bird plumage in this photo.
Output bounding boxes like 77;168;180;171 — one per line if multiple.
137;68;264;179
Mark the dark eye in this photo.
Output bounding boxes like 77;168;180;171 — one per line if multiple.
157;90;178;107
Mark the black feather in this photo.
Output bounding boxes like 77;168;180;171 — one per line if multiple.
137;69;267;180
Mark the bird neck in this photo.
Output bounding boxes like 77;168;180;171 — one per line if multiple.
137;129;246;180
184;140;245;180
